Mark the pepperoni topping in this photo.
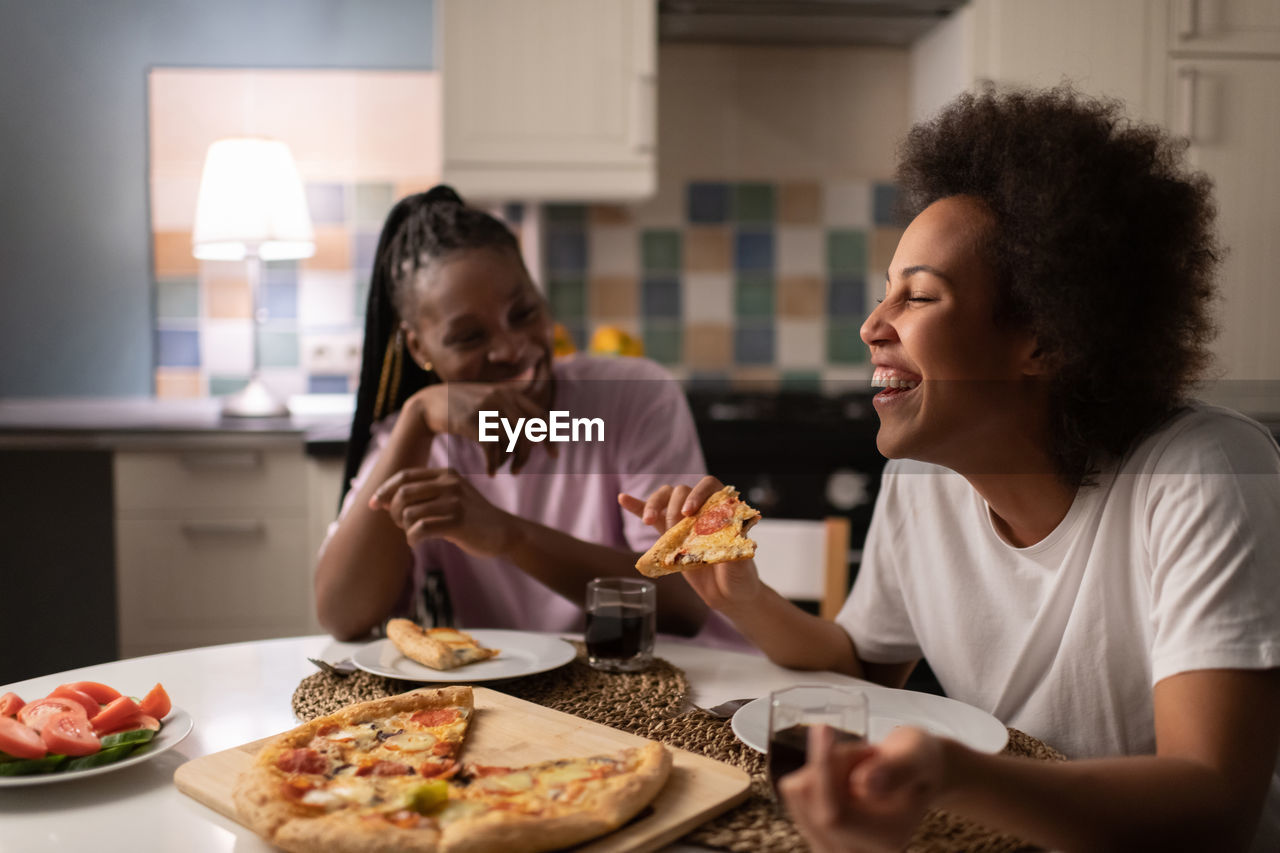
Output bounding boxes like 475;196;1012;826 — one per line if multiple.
431;740;457;757
411;708;461;727
418;759;459;779
316;724;339;737
275;748;329;775
693;500;736;536
355;759;412;777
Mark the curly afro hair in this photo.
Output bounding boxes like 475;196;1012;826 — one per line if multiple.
894;86;1221;485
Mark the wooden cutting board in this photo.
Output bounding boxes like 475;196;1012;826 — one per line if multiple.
174;687;751;852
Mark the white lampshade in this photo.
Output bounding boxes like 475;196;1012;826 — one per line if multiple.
192;138;315;261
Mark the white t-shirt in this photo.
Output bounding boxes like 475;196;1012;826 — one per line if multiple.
838;403;1280;850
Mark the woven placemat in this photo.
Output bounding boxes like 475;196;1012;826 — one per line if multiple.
292;649;1064;853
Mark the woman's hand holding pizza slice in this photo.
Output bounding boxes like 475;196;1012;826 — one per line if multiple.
618;475;765;612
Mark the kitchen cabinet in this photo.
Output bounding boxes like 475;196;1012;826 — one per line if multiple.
114;442;316;657
1167;45;1280;381
913;0;1280;384
910;0;1169;124
438;0;657;200
1170;0;1280;55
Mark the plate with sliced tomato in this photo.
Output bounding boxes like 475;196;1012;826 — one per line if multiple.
0;681;193;786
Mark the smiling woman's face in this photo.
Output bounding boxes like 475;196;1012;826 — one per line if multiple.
402;247;554;402
859;195;1045;471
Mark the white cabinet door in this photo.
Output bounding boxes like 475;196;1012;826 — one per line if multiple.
440;0;656;199
910;0;1168;124
116;517;311;658
1170;0;1280;55
1170;56;1280;382
114;446;314;656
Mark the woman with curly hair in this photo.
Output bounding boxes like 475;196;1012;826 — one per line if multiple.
623;87;1280;851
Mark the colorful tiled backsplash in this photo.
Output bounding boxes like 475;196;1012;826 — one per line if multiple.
544;178;901;390
151;178;901;398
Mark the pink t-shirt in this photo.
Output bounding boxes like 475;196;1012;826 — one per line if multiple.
328;355;748;647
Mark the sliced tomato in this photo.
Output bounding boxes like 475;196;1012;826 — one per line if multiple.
63;681;122;704
40;712;100;757
101;713;160;736
17;697;88;733
88;696;141;734
137;683;171;719
0;692;24;717
49;685;101;719
0;715;46;760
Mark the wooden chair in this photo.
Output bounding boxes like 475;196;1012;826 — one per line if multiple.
749;517;852;620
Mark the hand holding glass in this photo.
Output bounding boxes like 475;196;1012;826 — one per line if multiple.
767;684;869;793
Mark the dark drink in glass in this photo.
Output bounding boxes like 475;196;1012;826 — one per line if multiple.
766;685;869;798
767;723;867;792
585;603;656;660
585;578;656;672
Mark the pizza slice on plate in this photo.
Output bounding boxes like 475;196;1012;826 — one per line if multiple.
232;686;672;853
387;619;501;671
635;485;761;577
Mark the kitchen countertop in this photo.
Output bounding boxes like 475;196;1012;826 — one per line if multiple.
2;391;1276;452
0;395;355;451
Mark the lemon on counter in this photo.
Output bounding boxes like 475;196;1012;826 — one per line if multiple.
588;325;643;357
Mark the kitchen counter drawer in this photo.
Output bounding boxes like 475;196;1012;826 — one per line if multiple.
116;516;312;657
115;448;308;515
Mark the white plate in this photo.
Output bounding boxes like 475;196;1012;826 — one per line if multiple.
731;685;1008;754
0;707;194;787
352;630;577;683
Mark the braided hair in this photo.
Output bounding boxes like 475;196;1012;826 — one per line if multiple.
340;185;523;507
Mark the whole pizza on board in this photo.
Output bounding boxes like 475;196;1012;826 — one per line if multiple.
232;686;671;853
635;485;761;577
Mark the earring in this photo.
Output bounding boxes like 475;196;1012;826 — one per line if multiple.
419;360;433;372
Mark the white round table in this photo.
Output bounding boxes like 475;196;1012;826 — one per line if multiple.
0;634;871;852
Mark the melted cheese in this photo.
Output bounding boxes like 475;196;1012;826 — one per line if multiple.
378;729;438;753
474;770;535;793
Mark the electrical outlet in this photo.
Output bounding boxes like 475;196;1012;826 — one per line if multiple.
304;332;364;375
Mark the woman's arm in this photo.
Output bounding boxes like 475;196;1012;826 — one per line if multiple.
313;397;437;640
782;667;1280;853
620;476;917;685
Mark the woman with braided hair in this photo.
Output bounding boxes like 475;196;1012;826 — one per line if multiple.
315;186;726;643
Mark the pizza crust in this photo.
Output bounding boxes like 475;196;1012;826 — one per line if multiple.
635;486;761;577
439;742;671;853
386;620;501;671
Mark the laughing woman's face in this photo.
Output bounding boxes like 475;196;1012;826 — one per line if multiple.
860;196;1046;474
403;247;555;405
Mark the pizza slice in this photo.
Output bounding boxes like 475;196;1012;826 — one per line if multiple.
233;686;475;849
635;485;761;577
231;686;673;853
436;743;670;852
387;619;501;671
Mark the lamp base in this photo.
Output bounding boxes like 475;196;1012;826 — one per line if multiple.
221;376;290;418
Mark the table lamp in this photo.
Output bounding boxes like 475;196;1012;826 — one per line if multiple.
192;137;315;417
